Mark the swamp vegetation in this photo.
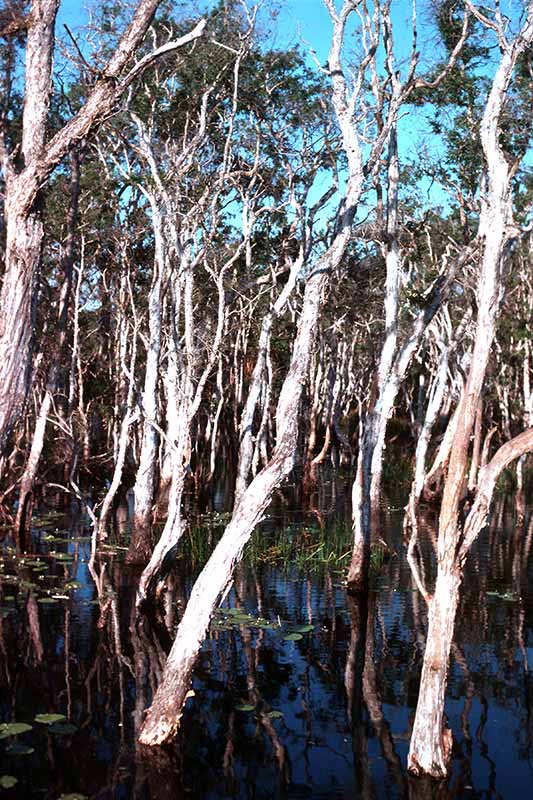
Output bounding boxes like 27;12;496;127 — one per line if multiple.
1;486;533;798
0;0;532;794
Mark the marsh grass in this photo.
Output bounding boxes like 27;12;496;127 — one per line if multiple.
245;523;350;571
184;517;390;578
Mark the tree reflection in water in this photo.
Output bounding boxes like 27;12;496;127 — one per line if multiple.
0;494;531;797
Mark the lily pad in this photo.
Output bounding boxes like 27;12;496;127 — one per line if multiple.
64;581;82;591
283;632;303;641
292;625;314;634
5;743;34;756
35;713;66;725
235;703;255;712
53;554;73;562
37;597;58;605
266;710;284;719
0;722;33;739
0;775;18;789
57;794;88;800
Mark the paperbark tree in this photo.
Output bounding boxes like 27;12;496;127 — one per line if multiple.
131;31;252;590
0;0;205;458
407;1;533;776
137;0;399;747
347;0;470;593
14;149;81;543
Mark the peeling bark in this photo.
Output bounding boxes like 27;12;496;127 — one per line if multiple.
408;5;533;775
0;0;205;456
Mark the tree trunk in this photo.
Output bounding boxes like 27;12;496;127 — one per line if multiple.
139;257;332;745
128;206;165;564
407;567;461;776
137;0;368;717
0;206;45;455
15;150;81;539
407;6;533;775
15;389;53;542
0;0;205;457
234;254;303;504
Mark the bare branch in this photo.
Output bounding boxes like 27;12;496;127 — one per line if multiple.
412;9;469;91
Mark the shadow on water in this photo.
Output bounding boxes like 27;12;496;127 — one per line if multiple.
0;483;532;798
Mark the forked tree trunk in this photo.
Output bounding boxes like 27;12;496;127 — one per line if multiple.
128;205;165;564
136;257;195;602
408;6;533;775
138;257;333;746
408;427;533;775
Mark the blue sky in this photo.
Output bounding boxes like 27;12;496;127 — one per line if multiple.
53;0;523;213
54;1;443;200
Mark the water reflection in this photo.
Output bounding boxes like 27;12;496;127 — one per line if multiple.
0;496;532;797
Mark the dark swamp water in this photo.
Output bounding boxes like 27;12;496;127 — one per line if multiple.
1;478;533;800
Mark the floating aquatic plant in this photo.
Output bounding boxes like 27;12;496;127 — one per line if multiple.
266;710;283;719
35;714;66;725
0;722;33;739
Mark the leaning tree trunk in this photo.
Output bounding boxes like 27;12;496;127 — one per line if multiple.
137;0;388;746
138;256;334;746
0;0;205;457
408;7;533;775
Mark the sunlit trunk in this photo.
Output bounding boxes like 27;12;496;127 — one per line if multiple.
129;206;165;564
408;7;533;774
407;567;461;776
138;256;332;744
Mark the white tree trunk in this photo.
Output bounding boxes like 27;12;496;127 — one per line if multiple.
408;6;533;775
138;252;335;745
129;206;165;563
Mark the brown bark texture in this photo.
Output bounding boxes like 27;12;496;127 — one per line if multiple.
0;0;205;456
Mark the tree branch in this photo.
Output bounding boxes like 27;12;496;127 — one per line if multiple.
459;427;533;560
